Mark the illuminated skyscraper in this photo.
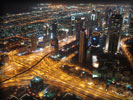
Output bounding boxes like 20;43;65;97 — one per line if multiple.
79;21;87;63
105;14;123;54
91;10;98;26
71;16;76;36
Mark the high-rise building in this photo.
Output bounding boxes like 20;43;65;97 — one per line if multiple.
52;22;57;39
97;11;102;28
71;16;76;36
105;14;123;54
75;22;82;40
91;10;97;26
31;35;37;51
79;21;87;63
105;7;112;27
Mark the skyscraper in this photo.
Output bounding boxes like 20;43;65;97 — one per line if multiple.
71;16;76;36
105;7;112;27
75;22;82;40
105;14;123;54
79;21;87;63
91;10;97;26
51;22;59;54
52;22;57;39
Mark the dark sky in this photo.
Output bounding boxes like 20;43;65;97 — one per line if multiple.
0;0;132;16
1;0;132;4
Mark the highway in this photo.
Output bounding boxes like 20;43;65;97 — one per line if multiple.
0;36;76;82
0;29;130;100
0;35;129;100
0;50;126;100
121;36;133;68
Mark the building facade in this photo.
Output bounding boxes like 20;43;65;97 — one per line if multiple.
79;21;87;63
52;22;57;39
105;14;123;54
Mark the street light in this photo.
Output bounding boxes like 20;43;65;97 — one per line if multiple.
88;82;93;85
75;67;79;70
